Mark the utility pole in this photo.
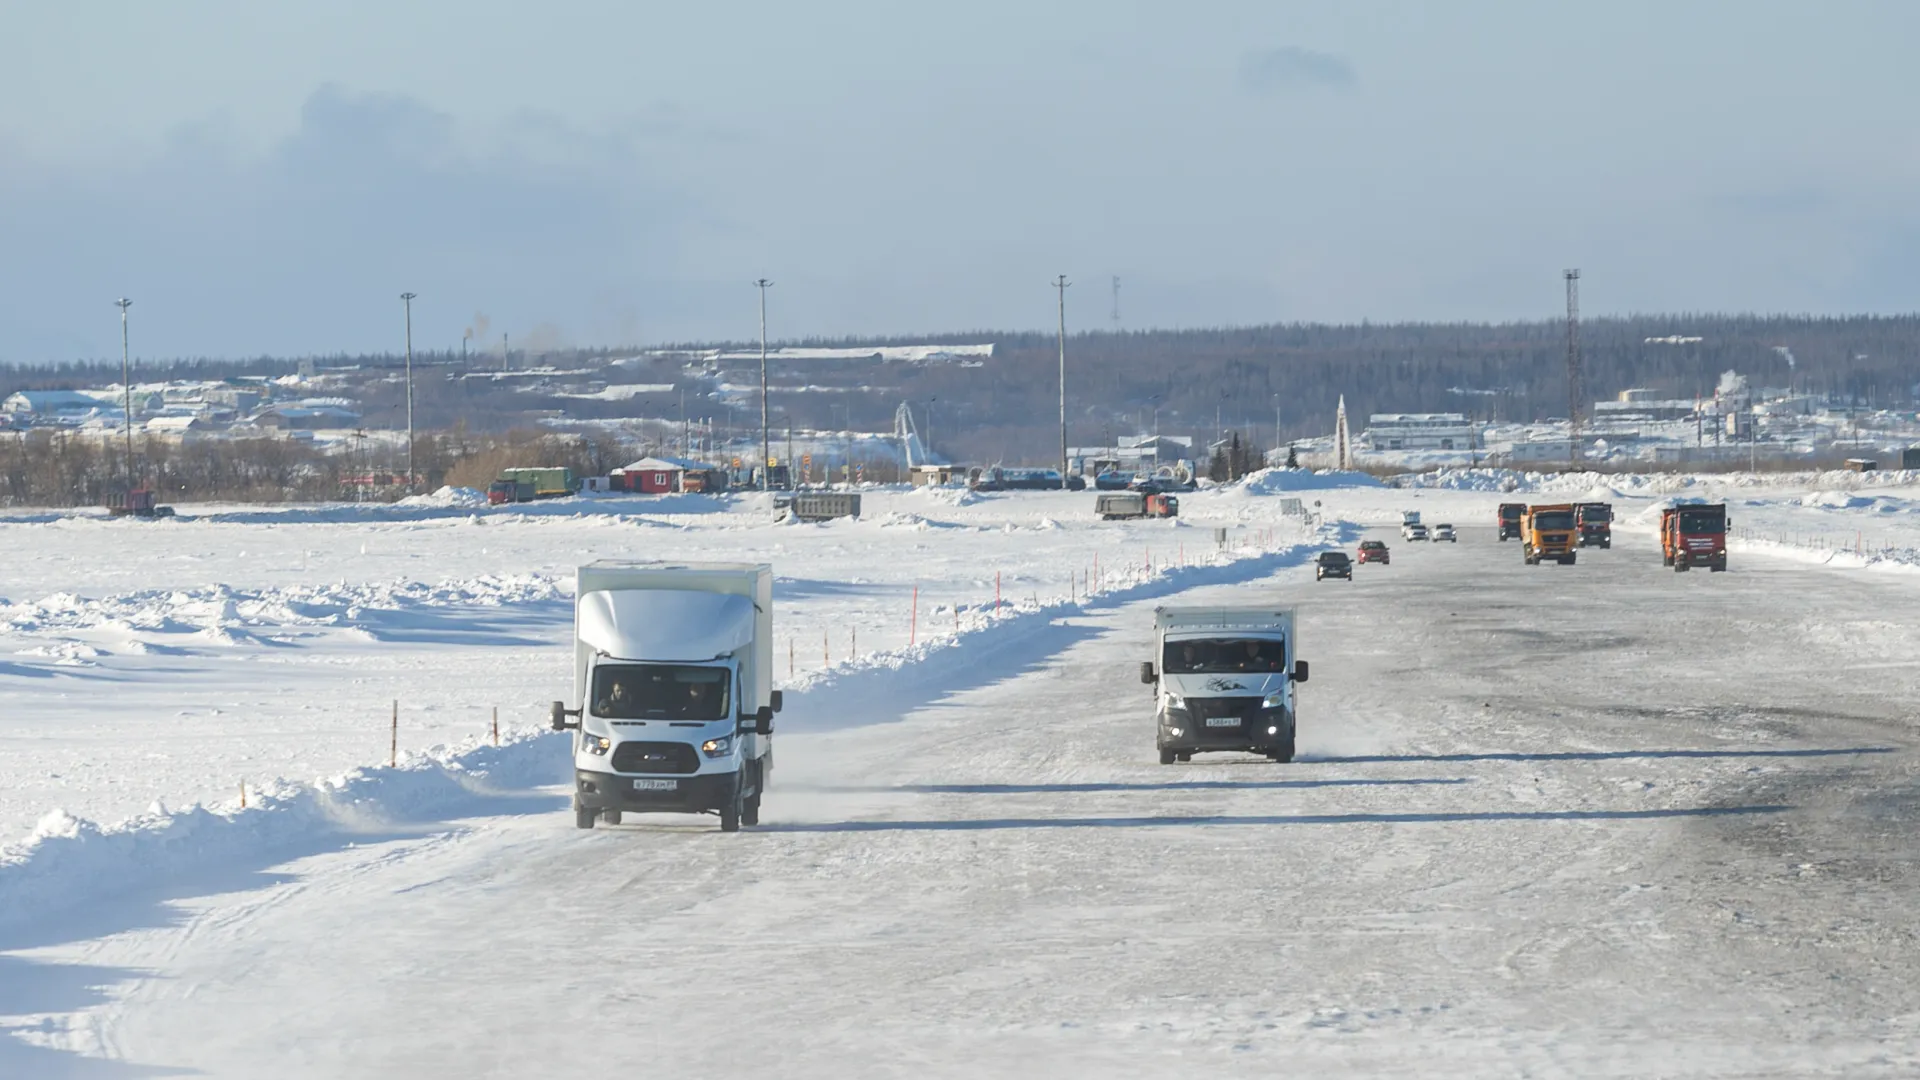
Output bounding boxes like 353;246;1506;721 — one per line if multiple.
401;292;418;490
1564;269;1582;470
1054;275;1071;489
115;298;133;485
1111;276;1120;329
755;278;774;490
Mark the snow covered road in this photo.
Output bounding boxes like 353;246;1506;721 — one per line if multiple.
9;519;1920;1076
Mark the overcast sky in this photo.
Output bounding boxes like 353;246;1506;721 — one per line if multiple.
4;0;1917;361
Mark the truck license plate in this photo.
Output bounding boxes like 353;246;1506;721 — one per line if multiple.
633;779;679;791
1204;717;1240;728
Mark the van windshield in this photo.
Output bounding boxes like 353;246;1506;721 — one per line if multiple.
591;664;731;720
1163;637;1287;674
1531;511;1574;530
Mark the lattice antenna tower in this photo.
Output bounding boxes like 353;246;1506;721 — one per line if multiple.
1564;269;1582;469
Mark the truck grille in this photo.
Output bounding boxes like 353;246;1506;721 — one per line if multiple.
610;741;700;775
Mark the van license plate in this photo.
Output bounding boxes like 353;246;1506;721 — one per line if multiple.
633;779;679;791
1204;717;1240;728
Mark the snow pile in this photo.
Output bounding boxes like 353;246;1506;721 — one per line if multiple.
1800;491;1876;510
0;573;569;639
397;486;489;509
0;732;570;934
1237;468;1383;494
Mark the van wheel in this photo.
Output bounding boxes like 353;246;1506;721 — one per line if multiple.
1158;747;1176;765
1272;730;1297;764
743;793;761;826
720;804;742;832
574;804;596;830
1176;752;1192;762
601;810;622;826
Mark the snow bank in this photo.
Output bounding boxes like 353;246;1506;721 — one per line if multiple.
397;486;488;509
0;573;569;639
1236;468;1383;494
0;733;570;938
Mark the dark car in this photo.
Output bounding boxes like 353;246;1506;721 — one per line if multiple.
1357;539;1390;565
1315;551;1353;580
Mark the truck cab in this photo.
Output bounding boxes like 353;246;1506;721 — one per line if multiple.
1140;606;1307;764
1575;502;1613;548
1522;504;1578;565
1497;503;1524;541
554;561;780;832
1661;504;1728;572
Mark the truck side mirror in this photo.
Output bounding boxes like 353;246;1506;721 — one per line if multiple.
1292;660;1310;684
1140;662;1157;685
755;705;774;735
769;690;784;714
550;701;580;731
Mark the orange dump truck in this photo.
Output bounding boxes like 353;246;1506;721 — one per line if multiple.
1522;504;1578;566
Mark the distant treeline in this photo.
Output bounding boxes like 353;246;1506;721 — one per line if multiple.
5;313;1916;468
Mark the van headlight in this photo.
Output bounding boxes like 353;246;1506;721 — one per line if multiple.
701;736;733;758
1261;691;1287;710
581;734;611;755
1162;693;1188;713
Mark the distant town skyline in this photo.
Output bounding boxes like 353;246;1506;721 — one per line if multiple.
4;0;1918;362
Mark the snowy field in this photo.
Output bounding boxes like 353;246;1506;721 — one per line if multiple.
5;470;1920;1075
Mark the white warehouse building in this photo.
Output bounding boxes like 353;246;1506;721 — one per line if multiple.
1362;413;1479;451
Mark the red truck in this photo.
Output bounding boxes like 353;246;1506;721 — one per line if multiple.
1575;502;1613;549
1661;504;1728;572
1497;503;1524;541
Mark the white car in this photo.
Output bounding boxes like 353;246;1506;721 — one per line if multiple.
1432;523;1456;542
1402;522;1429;541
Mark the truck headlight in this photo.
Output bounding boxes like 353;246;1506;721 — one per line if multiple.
701;736;733;758
581;734;611;755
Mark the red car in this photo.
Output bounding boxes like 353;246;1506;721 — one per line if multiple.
1357;540;1390;565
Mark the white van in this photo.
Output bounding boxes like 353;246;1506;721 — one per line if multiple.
1139;606;1307;764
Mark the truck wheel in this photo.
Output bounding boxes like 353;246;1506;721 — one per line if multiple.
1675;559;1689;573
1158;747;1176;765
1711;558;1726;572
1602;540;1611;549
1562;554;1576;566
602;810;622;826
574;804;596;830
1662;553;1673;566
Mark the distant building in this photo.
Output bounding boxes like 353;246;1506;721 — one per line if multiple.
611;456;725;494
1362;413;1477;451
2;390;118;419
251;403;362;430
1068;434;1194;476
1499;438;1574;464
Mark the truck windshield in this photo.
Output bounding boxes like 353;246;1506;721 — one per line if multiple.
1531;511;1574;530
1578;506;1613;522
1676;510;1725;534
591;664;731;720
1164;638;1286;674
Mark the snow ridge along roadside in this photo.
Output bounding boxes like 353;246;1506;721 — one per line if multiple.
0;529;1333;938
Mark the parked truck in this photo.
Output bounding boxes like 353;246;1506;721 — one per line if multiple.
1139;606;1308;764
551;561;781;832
1497;502;1524;541
1096;491;1179;520
1660;504;1729;572
779;492;862;522
106;488;175;518
498;466;576;499
1575;502;1614;548
1522;504;1578;565
487;479;537;505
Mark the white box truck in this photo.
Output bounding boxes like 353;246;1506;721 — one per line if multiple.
1139;605;1307;764
551;561;780;832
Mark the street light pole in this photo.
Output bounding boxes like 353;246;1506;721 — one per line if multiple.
400;292;418;490
1054;275;1070;489
755;279;774;490
115;298;133;485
